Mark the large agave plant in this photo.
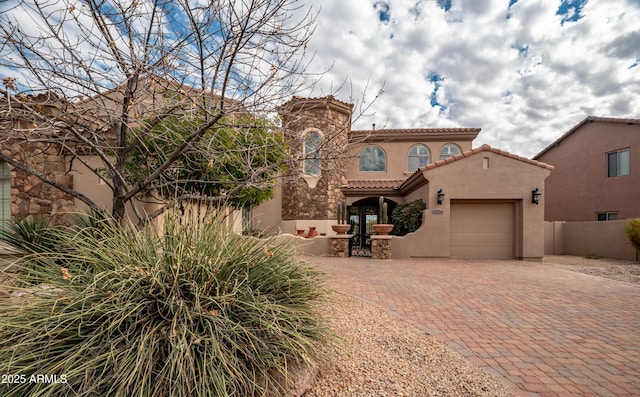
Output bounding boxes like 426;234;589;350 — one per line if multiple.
0;209;329;396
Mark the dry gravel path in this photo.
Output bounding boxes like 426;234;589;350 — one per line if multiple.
543;254;640;284
307;293;510;397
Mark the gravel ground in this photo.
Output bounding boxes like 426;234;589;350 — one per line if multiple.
307;293;511;397
543;254;640;284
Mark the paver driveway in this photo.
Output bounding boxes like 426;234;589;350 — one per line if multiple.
309;257;640;397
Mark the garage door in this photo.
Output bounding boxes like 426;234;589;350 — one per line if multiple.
450;202;514;259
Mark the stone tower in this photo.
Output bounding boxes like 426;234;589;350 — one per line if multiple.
277;96;353;224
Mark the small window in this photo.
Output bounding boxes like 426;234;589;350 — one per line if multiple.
0;162;10;230
359;146;386;172
597;212;618;221
607;149;629;177
439;143;462;160
303;131;321;176
408;144;430;172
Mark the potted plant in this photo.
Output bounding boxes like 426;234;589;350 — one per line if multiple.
331;200;351;235
372;196;394;235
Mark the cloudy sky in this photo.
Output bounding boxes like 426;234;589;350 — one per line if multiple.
300;0;640;158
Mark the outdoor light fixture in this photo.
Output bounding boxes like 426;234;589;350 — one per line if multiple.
531;188;541;204
437;188;445;205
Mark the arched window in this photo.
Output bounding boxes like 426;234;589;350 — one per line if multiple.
408;144;430;172
303;131;321;176
359;146;386;172
0;162;10;229
439;143;461;160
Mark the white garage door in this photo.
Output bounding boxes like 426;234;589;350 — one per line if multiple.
450;202;514;259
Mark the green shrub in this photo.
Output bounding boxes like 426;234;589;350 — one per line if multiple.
625;218;640;261
0;209;329;396
0;216;63;254
391;199;427;236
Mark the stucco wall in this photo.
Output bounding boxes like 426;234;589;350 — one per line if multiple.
346;140;473;181
545;220;637;260
393;150;550;260
536;120;640;221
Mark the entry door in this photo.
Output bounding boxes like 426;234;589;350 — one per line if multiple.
349;205;378;257
450;202;515;259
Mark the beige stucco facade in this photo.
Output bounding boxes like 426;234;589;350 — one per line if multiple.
252;96;554;260
391;147;552;260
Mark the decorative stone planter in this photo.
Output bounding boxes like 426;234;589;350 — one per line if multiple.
372;224;394;235
371;235;392;259
331;224;351;235
330;235;352;258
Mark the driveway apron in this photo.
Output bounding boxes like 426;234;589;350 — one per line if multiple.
309;257;640;397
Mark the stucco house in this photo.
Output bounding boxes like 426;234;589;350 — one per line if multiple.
2;91;553;260
252;96;554;260
533;116;640;222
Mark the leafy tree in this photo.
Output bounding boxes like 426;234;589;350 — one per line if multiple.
0;0;320;224
127;113;287;209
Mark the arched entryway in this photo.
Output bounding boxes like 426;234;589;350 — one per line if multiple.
349;197;397;257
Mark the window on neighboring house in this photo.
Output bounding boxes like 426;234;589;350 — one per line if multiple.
303;131;321;176
359;146;386;172
408;144;430;172
607;148;630;177
0;162;10;229
597;212;618;221
439;143;462;160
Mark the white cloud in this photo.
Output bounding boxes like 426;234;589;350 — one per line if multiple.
301;0;640;158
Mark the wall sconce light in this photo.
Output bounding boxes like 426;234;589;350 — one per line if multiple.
531;188;541;205
437;188;445;205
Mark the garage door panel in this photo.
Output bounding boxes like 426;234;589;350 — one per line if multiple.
450;202;514;259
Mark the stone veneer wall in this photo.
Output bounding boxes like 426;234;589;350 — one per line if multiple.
279;97;353;221
371;237;392;259
2;140;76;225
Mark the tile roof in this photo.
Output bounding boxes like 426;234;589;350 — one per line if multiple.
422;144;555;171
342;179;406;190
351;127;481;135
533;116;640;159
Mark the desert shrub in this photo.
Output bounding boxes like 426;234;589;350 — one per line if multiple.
391;199;427;236
625;218;640;261
0;209;329;396
0;216;63;254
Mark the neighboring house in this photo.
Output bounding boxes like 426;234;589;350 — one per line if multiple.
533;116;640;222
253;96;553;260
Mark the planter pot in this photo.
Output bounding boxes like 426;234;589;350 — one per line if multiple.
296;229;305;236
331;224;351;235
307;227;318;238
372;224;394;235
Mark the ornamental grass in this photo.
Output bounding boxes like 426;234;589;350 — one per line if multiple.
0;210;329;396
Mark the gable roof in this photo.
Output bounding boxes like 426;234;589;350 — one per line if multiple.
422;144;554;171
398;144;554;192
533;116;640;160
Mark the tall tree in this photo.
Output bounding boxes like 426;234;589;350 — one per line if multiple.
0;0;320;223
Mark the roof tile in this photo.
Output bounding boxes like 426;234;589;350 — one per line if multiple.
419;144;554;171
